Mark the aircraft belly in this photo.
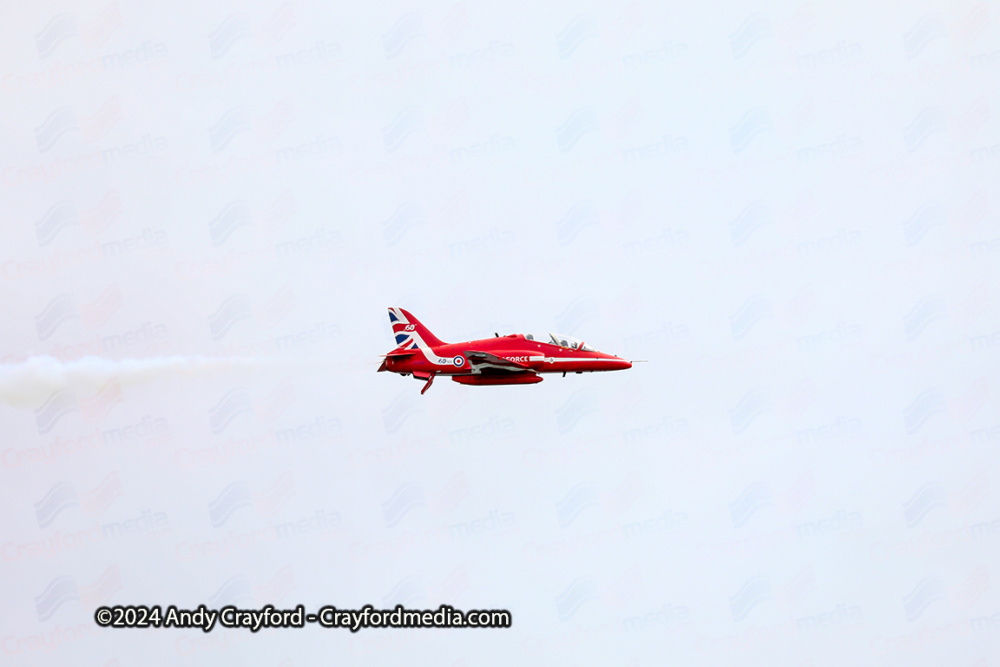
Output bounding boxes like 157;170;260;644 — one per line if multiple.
452;374;543;386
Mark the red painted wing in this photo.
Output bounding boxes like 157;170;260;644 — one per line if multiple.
463;350;531;372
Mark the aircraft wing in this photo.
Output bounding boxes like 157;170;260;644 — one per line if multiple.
463;351;531;373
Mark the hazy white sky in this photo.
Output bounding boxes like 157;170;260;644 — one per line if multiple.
2;0;999;664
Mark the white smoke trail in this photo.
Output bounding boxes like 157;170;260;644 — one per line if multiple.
0;355;281;407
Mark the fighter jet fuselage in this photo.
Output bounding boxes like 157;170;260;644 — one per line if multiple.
378;308;632;393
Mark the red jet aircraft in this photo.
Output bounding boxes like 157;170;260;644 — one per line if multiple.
378;308;632;393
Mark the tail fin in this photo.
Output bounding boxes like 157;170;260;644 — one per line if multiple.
388;308;447;349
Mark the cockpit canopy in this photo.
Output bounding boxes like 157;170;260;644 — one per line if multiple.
522;333;595;351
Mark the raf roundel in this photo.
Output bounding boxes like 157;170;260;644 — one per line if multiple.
453;355;465;367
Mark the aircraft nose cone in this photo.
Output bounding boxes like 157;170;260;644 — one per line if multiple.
609;356;631;371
